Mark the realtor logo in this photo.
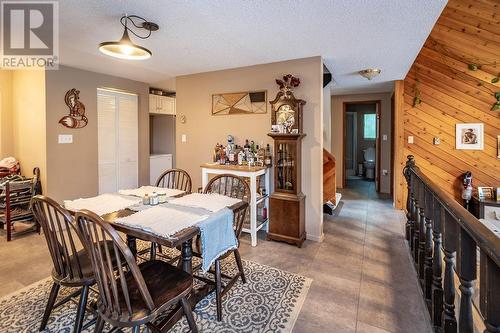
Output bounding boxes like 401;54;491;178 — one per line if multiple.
1;0;58;69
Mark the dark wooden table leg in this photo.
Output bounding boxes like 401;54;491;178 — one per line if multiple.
126;235;137;258
181;239;193;274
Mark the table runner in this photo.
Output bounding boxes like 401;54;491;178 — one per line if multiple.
64;193;141;216
118;186;184;198
115;203;238;272
169;193;241;212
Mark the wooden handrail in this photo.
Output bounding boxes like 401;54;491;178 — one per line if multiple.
407;158;500;267
404;155;499;333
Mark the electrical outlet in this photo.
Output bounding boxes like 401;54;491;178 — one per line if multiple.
382;134;388;141
433;137;441;145
408;136;414;144
382;169;388;175
181;134;187;143
58;134;73;144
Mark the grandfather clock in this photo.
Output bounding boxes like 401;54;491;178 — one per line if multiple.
267;75;306;247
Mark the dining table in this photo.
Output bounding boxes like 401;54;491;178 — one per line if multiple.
67;191;248;332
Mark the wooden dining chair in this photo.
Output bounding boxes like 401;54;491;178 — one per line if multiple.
151;168;193;259
202;174;250;321
156;168;192;192
31;195;97;333
75;209;198;333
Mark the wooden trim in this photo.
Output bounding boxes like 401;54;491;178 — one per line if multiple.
390;93;395;197
393;80;405;209
342;100;381;190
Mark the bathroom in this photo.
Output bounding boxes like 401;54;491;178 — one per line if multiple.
343;101;379;191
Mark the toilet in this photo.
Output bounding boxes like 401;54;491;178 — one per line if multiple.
363;147;376;179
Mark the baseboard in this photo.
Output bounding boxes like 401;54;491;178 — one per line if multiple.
307;232;324;242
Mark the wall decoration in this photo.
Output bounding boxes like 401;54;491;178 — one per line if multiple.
59;88;88;129
478;186;494;199
497;135;500;159
456;123;484;150
212;90;267;115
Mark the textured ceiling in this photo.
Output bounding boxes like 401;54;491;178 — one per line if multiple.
58;0;447;94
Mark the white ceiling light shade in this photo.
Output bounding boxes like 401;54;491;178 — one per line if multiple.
99;15;158;60
359;68;381;80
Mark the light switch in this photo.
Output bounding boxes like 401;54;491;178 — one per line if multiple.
382;134;388;141
181;134;187;143
58;134;73;144
408;136;414;144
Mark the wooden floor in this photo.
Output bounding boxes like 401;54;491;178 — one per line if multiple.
0;179;432;333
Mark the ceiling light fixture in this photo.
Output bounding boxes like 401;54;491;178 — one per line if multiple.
99;14;159;60
359;68;381;80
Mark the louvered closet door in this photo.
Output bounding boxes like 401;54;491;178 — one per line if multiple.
97;89;138;194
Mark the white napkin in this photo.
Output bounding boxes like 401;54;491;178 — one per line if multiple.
118;186;184;198
64;194;141;216
169;193;241;212
115;206;208;238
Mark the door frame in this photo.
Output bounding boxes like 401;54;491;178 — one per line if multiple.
342;100;382;191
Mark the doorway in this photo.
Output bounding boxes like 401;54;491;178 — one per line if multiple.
342;101;381;193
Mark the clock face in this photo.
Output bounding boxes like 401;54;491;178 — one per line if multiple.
277;104;295;130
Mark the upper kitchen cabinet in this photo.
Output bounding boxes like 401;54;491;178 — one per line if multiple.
149;94;176;115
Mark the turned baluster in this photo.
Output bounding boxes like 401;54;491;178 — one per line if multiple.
479;251;500;333
413;177;421;262
418;181;427;282
442;210;458;333
456;227;476;333
423;187;434;307
404;156;415;243
431;199;444;329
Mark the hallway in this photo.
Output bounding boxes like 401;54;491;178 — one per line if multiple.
240;182;432;333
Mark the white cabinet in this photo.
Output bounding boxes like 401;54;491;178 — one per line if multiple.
97;89;138;194
149;94;176;115
150;154;173;185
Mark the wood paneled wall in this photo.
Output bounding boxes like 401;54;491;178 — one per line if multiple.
400;0;499;201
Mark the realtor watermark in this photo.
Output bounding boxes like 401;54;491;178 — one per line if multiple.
1;0;59;69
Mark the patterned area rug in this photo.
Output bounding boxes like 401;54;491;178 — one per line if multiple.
0;245;311;333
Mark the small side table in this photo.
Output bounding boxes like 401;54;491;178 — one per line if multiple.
470;195;500;220
201;163;270;247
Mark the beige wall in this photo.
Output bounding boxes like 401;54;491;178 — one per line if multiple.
0;71;13;158
45;65;150;202
331;91;394;194
176;57;325;241
323;83;332;152
11;70;47;189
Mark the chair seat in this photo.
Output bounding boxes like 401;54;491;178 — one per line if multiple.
110;260;192;322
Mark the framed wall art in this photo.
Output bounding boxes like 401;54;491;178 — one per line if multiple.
212;90;267;115
456;123;484;150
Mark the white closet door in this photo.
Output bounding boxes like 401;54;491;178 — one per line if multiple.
97;89;138;194
117;95;138;190
97;92;117;194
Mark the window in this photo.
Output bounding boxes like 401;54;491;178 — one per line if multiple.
363;113;376;139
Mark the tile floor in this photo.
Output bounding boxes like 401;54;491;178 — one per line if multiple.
0;179;432;332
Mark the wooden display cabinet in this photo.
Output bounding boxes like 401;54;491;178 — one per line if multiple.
267;75;306;247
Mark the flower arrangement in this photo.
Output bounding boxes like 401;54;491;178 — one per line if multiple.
276;74;300;94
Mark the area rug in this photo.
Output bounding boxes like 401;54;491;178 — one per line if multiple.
0;245;311;333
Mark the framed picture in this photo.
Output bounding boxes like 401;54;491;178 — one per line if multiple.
456;123;484;150
478;186;494;199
